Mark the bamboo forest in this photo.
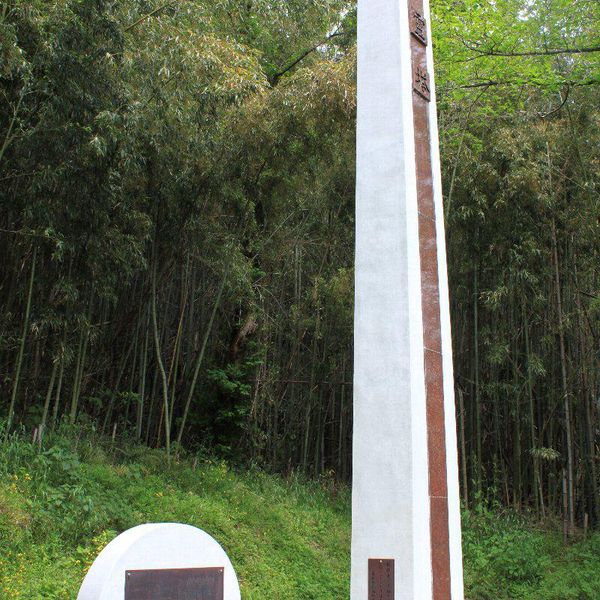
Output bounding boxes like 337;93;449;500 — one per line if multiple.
1;2;600;589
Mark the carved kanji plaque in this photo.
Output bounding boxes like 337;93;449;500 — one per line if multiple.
368;559;394;600
410;8;428;45
413;61;431;102
125;567;224;600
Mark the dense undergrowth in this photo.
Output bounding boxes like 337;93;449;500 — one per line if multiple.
1;427;600;599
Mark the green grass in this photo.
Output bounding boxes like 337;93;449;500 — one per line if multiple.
1;428;600;599
461;507;600;600
0;428;350;599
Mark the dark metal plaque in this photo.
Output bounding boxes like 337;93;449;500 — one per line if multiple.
125;567;224;600
368;559;394;600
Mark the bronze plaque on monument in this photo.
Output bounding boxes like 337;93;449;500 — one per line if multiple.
412;61;431;102
368;559;394;600
410;7;428;45
125;567;224;600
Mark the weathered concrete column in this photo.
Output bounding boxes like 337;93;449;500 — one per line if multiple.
351;0;464;598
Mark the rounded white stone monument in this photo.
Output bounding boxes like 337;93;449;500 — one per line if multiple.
78;523;241;600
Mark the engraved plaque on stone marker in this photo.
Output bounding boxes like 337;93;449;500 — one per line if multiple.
368;559;394;600
412;62;431;102
410;8;428;45
125;567;224;600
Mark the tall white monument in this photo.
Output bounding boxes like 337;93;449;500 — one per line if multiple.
351;0;464;598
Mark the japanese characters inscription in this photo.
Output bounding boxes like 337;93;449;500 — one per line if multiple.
368;559;394;600
124;567;224;600
410;3;431;103
410;8;428;45
413;63;431;101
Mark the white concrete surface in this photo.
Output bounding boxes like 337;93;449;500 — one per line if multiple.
77;523;241;600
351;0;464;598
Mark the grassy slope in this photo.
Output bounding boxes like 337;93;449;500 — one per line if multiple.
1;431;600;599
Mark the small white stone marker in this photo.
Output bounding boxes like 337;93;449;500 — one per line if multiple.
78;523;240;600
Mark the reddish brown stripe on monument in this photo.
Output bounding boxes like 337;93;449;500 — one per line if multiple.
408;0;452;598
430;497;452;597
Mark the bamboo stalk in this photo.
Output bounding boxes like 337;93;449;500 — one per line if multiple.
5;246;36;439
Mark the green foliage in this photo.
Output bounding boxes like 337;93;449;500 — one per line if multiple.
4;434;600;598
432;0;600;98
0;0;357;475
434;0;600;523
462;505;600;600
462;507;550;598
0;430;351;599
0;0;599;540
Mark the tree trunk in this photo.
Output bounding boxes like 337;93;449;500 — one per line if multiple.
552;219;575;535
152;260;171;461
176;276;225;446
39;358;59;440
6;246;36;438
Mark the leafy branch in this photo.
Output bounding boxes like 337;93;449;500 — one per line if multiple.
465;43;600;59
271;29;354;85
124;1;177;32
